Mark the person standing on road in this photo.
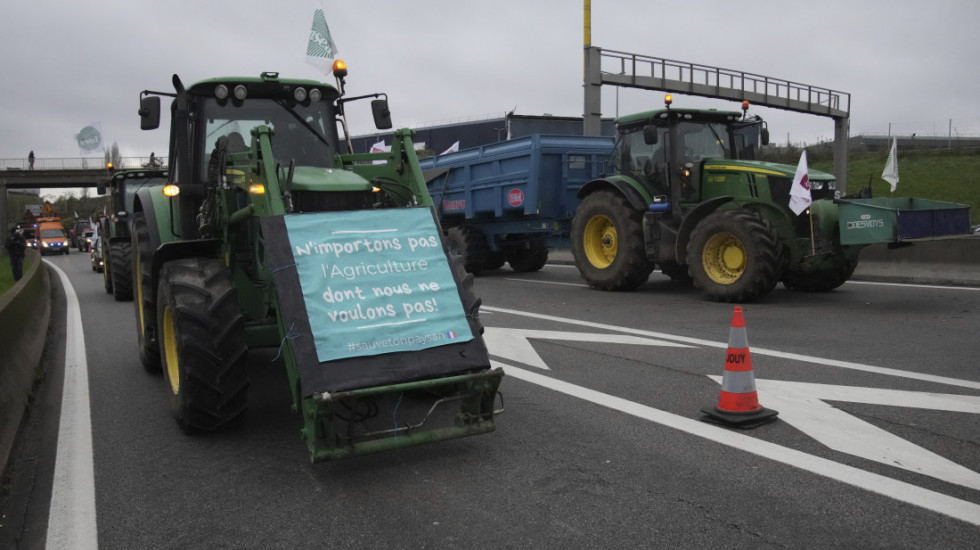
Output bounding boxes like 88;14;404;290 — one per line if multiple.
28;150;35;170
5;226;26;281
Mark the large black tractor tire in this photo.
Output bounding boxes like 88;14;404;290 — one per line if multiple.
156;258;249;434
571;190;653;291
103;247;113;294
445;225;492;275
686;209;782;303
132;213;161;373
506;237;549;273
111;241;134;301
782;256;858;292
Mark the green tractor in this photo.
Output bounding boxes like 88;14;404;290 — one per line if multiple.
134;66;502;461
97;168;169;301
571;98;968;302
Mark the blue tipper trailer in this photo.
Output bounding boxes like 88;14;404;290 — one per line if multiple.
419;134;614;274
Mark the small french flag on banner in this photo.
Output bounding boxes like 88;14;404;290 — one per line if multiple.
445;331;457;339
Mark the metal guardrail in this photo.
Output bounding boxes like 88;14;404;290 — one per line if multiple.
0;156;167;171
597;49;850;118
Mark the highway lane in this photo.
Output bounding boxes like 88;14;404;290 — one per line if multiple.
2;252;979;548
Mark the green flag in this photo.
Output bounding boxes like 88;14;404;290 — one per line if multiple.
305;5;337;75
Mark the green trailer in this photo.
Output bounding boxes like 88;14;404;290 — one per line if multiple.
837;197;972;246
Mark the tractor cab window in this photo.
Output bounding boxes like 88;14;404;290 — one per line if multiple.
677;121;729;162
200;97;339;179
610;122;669;194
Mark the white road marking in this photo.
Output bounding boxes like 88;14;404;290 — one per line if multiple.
482;305;980;391
500;361;980;526
846;280;980;291
502;278;586;286
483;327;691;370
715;377;980;491
45;261;99;550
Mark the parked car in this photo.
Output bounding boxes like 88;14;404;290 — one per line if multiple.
78;227;95;252
90;234;104;272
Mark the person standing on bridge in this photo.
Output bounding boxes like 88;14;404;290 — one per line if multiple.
5;226;26;281
28;150;34;170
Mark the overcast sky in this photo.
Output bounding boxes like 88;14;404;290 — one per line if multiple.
2;0;978;167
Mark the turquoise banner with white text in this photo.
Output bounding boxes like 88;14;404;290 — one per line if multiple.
283;208;473;363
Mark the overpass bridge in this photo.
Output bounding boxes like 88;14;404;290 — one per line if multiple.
1;156;167;239
582;47;852;191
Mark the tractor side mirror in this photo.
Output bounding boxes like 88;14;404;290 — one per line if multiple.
97;180;107;195
643;125;659;145
761;127;770;146
139;96;161;130
371;99;392;130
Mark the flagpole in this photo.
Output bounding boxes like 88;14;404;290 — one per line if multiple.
808;209;816;256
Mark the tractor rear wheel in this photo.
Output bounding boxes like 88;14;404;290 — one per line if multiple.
132;213;161;373
571;190;653;291
687;209;782;302
445;225;491;275
156;258;249;434
506;237;548;273
111;241;134;301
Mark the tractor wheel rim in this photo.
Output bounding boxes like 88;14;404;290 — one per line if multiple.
583;215;617;269
161;305;180;394
702;233;746;284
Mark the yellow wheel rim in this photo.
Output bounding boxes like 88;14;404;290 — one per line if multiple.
161;305;180;394
582;215;617;269
701;232;746;285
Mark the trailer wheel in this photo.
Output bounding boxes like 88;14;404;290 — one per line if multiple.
506;238;548;273
111;241;134;301
445;225;491;275
484;252;506;271
132;213;161;373
687;209;781;302
157;258;249;434
782;256;857;292
659;260;692;282
571;190;653;291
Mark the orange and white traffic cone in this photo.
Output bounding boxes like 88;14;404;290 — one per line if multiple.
701;306;778;428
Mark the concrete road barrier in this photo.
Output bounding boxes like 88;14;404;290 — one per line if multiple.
0;249;50;476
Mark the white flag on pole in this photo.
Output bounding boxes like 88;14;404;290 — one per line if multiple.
370;140;389;165
440;141;460;155
788;150;812;216
75;122;105;157
305;2;337;76
881;137;899;193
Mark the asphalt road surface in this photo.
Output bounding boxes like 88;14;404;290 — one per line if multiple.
2;251;979;549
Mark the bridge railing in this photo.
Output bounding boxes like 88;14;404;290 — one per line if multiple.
0;156;168;171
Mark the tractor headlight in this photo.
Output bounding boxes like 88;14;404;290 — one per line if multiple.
215;84;229;100
810;180;825;191
293;87;307;102
309;88;322;102
233;85;248;100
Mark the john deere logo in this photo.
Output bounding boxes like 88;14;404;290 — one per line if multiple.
76;125;102;152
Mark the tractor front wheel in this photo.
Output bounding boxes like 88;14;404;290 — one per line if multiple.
157;258;249;434
571;190;652;291
687;209;782;302
132;212;161;373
